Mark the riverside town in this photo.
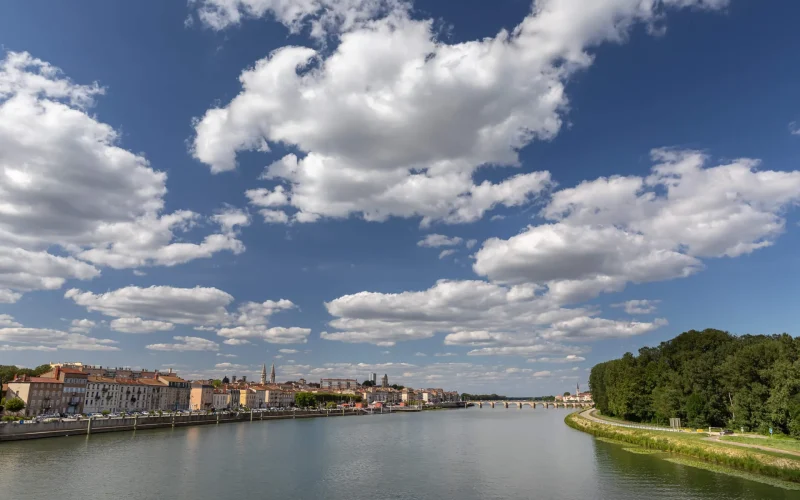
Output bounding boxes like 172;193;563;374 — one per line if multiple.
1;362;461;424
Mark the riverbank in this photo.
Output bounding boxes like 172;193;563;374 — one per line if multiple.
566;410;800;485
0;409;363;442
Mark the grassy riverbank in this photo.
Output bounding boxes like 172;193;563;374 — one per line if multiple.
565;411;800;484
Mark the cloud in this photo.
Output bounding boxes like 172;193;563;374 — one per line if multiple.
69;319;96;334
434;352;457;357
612;299;661;315
193;1;727;226
0;289;22;303
438;249;456;260
789;121;800;136
146;336;219;352
417;234;462;248
465;239;478;250
414;352;427;357
0;314;22;328
234;299;296;326
474;149;800;304
278;348;298;354
223;338;251;346
533;371;552;378
0;326;119;351
213;362;249;370
217;325;311;344
109;317;176;334
0;51;246;300
527;354;586;364
0;344;58;351
66;285;234;325
322;278;662;351
190;0;406;38
216;353;238;358
540;317;667;341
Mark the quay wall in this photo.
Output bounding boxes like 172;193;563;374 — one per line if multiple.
0;409;361;442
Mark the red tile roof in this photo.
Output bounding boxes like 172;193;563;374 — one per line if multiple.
11;377;63;384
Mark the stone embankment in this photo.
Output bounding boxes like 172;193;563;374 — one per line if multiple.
0;409;360;442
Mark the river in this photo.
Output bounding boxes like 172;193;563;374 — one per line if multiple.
1;408;797;499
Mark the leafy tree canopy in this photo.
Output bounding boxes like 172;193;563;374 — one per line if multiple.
590;328;800;434
4;397;25;413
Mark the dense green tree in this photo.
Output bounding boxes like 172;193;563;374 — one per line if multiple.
362;380;375;387
4;397;25;413
0;364;52;384
590;329;800;433
294;392;317;408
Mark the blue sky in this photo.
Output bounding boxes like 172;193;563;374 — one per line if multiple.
1;0;799;395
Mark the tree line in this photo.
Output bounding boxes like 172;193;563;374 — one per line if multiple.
590;328;800;434
460;393;557;401
294;392;363;407
0;364;52;384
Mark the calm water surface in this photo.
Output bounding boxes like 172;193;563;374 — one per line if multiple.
1;408;798;499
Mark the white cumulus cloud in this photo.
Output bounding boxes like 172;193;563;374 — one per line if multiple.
193;1;726;226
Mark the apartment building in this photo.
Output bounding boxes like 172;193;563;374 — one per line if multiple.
320;378;359;390
260;387;294;408
84;377;169;413
5;376;63;416
238;388;257;409
212;390;231;410
41;367;88;415
157;374;191;411
190;381;214;411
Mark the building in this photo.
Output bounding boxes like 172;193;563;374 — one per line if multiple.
5;376;63;416
369;373;377;385
361;387;400;405
381;374;389;388
257;387;294;408
564;392;593;403
190;381;215;411
239;388;259;409
41;366;88;415
84;377;168;414
157;374;191;411
84;376;121;414
320;378;359;390
260;364;267;385
212;390;232;410
270;363;276;384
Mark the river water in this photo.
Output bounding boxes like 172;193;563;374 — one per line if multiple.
1;408;797;499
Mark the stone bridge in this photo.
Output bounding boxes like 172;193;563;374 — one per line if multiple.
468;401;593;409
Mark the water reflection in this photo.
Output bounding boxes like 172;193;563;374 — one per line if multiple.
0;409;797;500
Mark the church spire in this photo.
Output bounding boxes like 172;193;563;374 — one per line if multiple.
270;363;276;384
260;363;267;384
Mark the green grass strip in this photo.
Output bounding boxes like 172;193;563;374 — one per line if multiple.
565;412;800;484
622;447;661;454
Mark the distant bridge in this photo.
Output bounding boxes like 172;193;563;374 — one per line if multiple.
468;400;593;409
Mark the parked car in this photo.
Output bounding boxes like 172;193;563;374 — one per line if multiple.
720;429;734;435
